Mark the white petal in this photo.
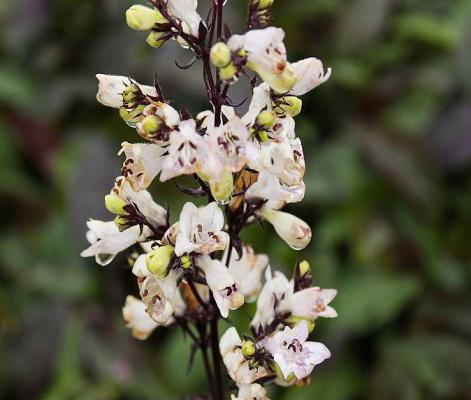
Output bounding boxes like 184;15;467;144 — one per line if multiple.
291;58;331;96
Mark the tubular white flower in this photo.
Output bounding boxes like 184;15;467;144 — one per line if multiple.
220;327;269;385
231;384;270;400
160;119;209;181
290;58;332;96
81;221;148;266
259;207;311;250
174;202;229;256
119;142;165;191
228;27;297;93
264;321;331;380
96;74;156;108
122;295;159;340
197;255;244;318
167;0;203;38
289;287;338;319
227;246;269;302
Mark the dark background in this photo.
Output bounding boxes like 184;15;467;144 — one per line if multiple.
1;0;470;399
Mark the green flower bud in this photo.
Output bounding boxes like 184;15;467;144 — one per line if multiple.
146;31;166;48
119;105;145;128
123;83;140;104
210;170;233;204
256;110;276;129
105;194;128;215
114;215;129;232
210;42;232;68
285;316;315;333
146;245;175;279
279;96;302;117
241;340;256;357
142;115;163;135
299;260;310;277
219;62;237;81
258;130;269;142
257;0;274;9
126;5;167;31
181;255;192;269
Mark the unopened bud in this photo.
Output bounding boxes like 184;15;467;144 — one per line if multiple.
123;84;140;104
258;130;269;142
181;255;192;269
242;340;256;357
105;194;128;215
210;42;232;68
146;31;166;48
279;96;302;117
210;170;233;204
142;115;163;135
126;5;167;31
146;245;175;279
114;215;129;232
299;260;310;277
256;110;275;129
256;0;274;9
119;105;145;128
219;62;237;81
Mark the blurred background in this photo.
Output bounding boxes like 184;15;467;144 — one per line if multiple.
1;0;471;399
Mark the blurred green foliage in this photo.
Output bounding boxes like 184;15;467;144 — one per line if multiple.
1;0;470;399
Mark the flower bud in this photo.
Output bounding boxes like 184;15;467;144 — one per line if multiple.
141;115;163;135
146;31;166;48
260;207;312;250
210;42;232;68
126;5;167;31
257;0;274;9
279;96;303;117
285;316;315;333
105;194;128;215
258;130;269;142
119;105;145;128
242;340;256;357
299;260;310;277
256;110;276;129
123;83;140;104
219;63;237;81
114;215;129;232
146;245;175;279
181;255;192;269
210;170;233;204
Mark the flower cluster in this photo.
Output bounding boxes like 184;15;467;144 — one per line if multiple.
81;1;336;399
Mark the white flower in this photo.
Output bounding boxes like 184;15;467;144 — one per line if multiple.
251;269;292;330
259;207;311;250
137;267;185;324
204;116;257;177
96;74;156;108
251;269;337;331
291;58;331;96
220;327;269;385
160;119;208;181
119;142;166;191
167;0;203;38
174;202;229;256
227;246;269;302
228;28;296;93
80;221;148;266
136;102;181;144
231;384;269;400
241;83;272;126
122;295;159;340
289;287;338;319
197;255;244;318
264;321;331;380
245;170;305;210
